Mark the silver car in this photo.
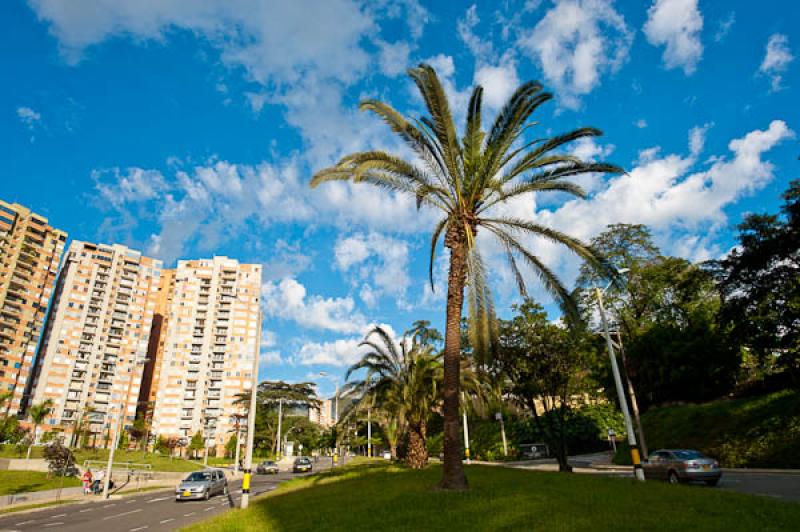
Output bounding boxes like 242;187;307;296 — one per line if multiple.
644;449;722;486
175;469;228;501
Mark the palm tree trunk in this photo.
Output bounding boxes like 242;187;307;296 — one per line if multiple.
406;423;428;469
440;240;468;489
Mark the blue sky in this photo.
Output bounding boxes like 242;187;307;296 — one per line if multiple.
3;0;798;397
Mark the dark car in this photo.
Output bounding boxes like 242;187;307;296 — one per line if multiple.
293;457;312;473
256;460;279;474
643;449;722;486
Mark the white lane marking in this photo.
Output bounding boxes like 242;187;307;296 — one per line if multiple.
126;499;137;504
103;504;116;508
79;508;94;513
159;518;175;524
15;520;36;525
50;513;67;518
42;523;63;527
204;506;215;511
184;512;196;517
102;508;142;520
146;497;169;503
130;527;149;531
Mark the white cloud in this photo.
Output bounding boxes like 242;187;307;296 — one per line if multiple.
17;106;42;141
474;63;520;110
643;0;704;75
688;122;712;157
536;120;794;262
93;156;436;264
634;119;648;129
260;350;283;366
377;40;411;78
714;12;735;43
261;278;367;334
293;323;398;366
28;0;428;170
517;0;633;108
759;34;794;92
334;232;411;308
458;4;494;62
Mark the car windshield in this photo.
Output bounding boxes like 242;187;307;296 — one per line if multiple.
295;458;310;464
185;472;212;482
263;461;275;466
672;450;704;460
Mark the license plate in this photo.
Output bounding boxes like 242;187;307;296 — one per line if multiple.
183;491;191;497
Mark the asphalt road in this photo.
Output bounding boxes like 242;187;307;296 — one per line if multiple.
0;461;331;532
718;470;800;502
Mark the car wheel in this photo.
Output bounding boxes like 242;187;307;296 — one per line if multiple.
668;471;681;485
705;479;719;487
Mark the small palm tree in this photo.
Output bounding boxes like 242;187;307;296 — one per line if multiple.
311;64;620;488
345;326;442;469
26;399;54;459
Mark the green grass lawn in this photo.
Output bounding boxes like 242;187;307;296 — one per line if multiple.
614;389;800;468
0;470;81;496
0;446;204;472
187;461;800;532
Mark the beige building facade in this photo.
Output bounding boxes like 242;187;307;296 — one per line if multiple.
30;241;162;445
0;200;66;416
149;257;261;455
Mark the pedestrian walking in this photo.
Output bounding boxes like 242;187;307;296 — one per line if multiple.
82;468;93;494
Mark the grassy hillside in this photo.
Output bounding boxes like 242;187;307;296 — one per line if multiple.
0;446;204;472
187;461;800;532
0;470;81;495
614;389;800;468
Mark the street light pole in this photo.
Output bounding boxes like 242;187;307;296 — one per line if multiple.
240;315;261;510
275;398;283;459
461;392;471;464
367;406;371;458
596;287;645;481
203;416;210;467
233;416;242;475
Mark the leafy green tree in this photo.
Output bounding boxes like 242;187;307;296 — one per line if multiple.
311;64;619;489
225;434;238;459
496;300;597;471
715;180;800;384
188;430;204;459
26;399;54;459
43;440;75;477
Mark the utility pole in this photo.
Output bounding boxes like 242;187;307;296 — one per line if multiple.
596;288;645;481
496;411;508;457
275;398;283;459
233;416;242;475
461;392;471;464
240;315;261;510
616;331;648;460
203;416;210;467
367;406;372;458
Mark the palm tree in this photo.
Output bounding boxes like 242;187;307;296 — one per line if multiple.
311;64;620;488
26;399;54;459
345;326;442;469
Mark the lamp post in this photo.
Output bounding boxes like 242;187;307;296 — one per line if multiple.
367;406;372;458
596;285;645;482
240;314;261;510
103;357;148;499
461;392;471;464
203;415;212;467
275;398;283;459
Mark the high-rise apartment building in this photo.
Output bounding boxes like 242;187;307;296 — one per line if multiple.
30;241;162;445
149;257;261;455
0;200;66;416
